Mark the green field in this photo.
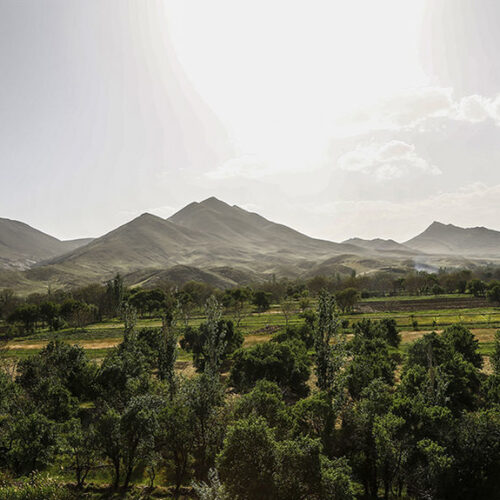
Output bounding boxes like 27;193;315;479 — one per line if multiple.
4;295;499;366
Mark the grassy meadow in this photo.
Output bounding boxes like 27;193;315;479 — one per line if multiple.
4;294;499;369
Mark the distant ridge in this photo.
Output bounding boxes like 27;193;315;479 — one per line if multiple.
40;197;359;283
1;201;500;292
404;221;500;256
0;217;93;270
169;197;349;254
342;237;419;255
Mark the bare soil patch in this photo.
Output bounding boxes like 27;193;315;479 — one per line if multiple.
9;339;121;350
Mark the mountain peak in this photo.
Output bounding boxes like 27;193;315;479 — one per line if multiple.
198;196;231;210
405;220;500;256
134;212;164;222
427;221;459;231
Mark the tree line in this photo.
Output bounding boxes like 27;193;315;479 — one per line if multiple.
2;266;500;337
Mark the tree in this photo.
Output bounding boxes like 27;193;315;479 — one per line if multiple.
320;457;356;500
353;318;401;348
120;394;163;488
233;380;291;433
192;468;228;500
230;339;311;397
217;417;276;500
158;312;179;396
105;273;124;317
280;297;296;329
378;318;401;348
373;412;406;499
347;336;395;400
487;283;500;305
407;439;452;500
7;303;39;334
491;330;500;375
0;288;18;321
181;374;226;481
62;419;98;488
400;328;482;414
181;310;242;374
158;392;195;497
292;392;336;451
341;379;393;498
218;416;355;500
222;288;252;327
335;288;359;313
203;296;226;376
273;436;324;499
73;282;107;320
468;279;487;297
17;340;96;402
253;291;271;312
176;290;195;328
120;302;137;342
441;324;483;369
39;301;62;330
182;281;215;307
60;299;98;329
95;408;122;488
447;408;500;499
272;323;314;349
313;291;348;400
96;338;153;410
8;412;59;475
128;288;166;317
485;331;500;404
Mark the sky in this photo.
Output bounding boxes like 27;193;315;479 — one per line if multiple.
1;0;499;242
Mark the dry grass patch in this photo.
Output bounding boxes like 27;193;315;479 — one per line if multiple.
9;339;121;350
175;360;197;377
243;334;271;347
400;328;497;345
400;330;439;344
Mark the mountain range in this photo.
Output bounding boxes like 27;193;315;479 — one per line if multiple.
0;218;92;271
1;197;499;293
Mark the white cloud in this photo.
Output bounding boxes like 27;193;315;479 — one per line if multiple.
339;87;500;135
458;94;491;122
337;140;441;180
205;156;270;180
379;87;454;127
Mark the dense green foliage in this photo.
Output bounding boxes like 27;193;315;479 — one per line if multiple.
0;285;499;498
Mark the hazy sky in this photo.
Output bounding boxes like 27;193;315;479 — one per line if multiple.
1;0;499;242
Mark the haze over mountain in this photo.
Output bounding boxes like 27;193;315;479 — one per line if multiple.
169;197;351;255
37;198;362;287
342;238;418;256
1;198;499;293
0;218;92;271
404;221;500;257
